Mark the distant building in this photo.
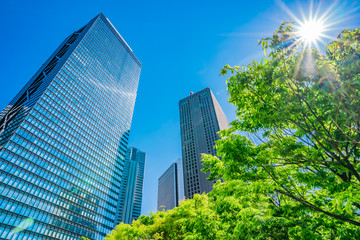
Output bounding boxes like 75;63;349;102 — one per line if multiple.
157;158;185;211
0;13;141;240
179;88;228;199
116;147;146;225
158;163;178;211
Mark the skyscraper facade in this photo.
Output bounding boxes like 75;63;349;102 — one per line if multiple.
0;13;141;240
115;147;145;225
157;163;178;211
179;88;228;199
157;158;184;211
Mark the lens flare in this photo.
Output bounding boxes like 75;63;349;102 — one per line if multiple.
10;218;34;234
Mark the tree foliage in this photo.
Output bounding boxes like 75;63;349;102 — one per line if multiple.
106;24;360;239
106;180;359;239
204;22;360;232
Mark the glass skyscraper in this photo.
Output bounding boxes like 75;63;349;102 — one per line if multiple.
179;88;228;199
115;147;145;225
0;13;141;240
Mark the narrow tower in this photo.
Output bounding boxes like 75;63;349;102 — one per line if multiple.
116;147;146;225
157;162;177;211
157;158;184;211
0;13;141;240
176;157;185;202
179;88;228;199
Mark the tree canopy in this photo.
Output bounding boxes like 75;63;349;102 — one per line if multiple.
204;22;360;227
105;23;360;239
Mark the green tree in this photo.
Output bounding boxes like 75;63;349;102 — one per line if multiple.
203;23;360;229
106;180;356;239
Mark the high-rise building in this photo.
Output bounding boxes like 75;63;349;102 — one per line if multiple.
179;88;228;199
115;147;145;225
0;13;141;240
157;158;184;211
157;163;178;211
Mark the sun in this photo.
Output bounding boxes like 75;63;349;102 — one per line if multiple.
297;19;325;47
275;0;344;49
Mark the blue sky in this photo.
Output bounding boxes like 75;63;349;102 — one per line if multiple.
0;0;359;216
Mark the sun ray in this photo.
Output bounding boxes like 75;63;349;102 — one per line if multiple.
313;1;322;21
276;0;303;23
309;0;314;21
292;47;306;80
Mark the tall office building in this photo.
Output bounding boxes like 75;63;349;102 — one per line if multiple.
0;13;141;240
115;147;145;225
179;88;228;199
158;163;178;211
157;158;184;211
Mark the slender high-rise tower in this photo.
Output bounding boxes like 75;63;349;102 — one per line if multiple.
157;158;184;211
179;88;228;199
175;158;185;202
115;147;145;225
157;163;178;211
0;13;141;240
